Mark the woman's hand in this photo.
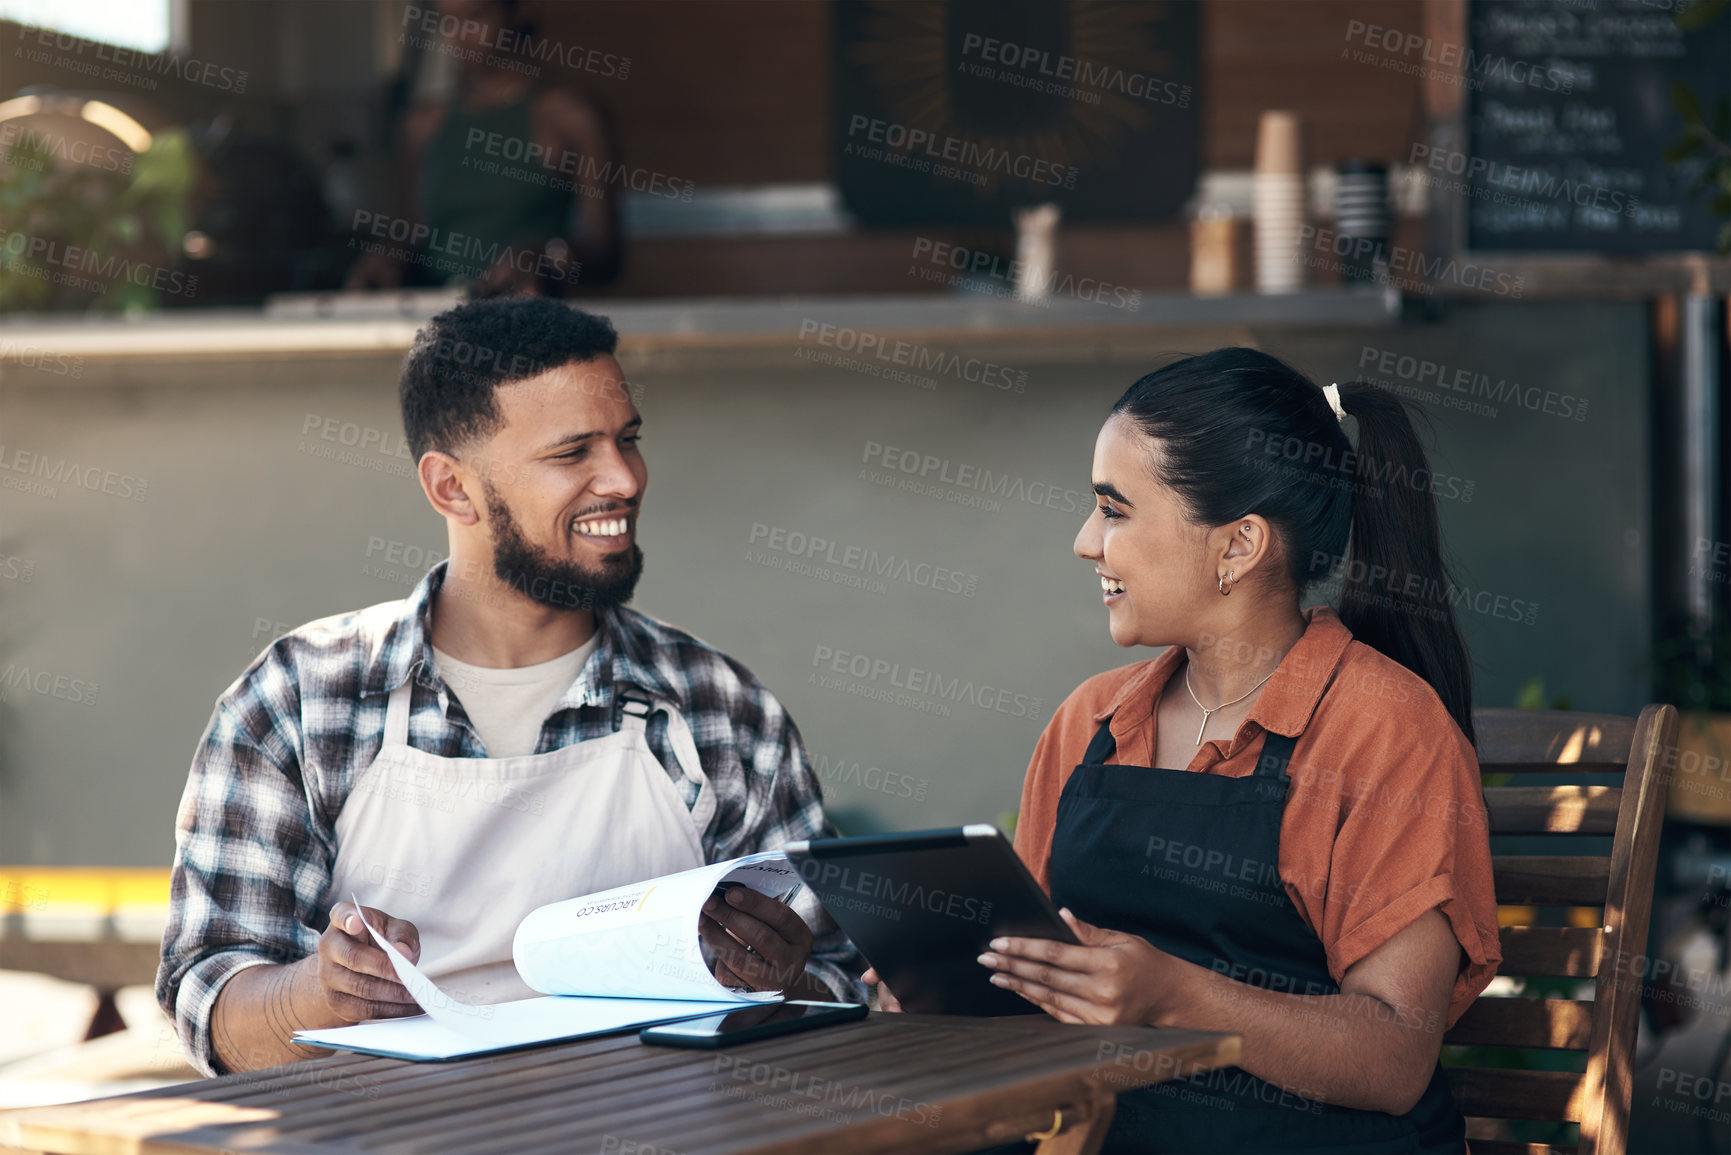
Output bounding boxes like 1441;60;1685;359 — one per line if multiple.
977;908;1182;1025
861;967;902;1012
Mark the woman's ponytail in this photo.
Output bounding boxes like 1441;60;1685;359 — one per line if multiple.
1109;350;1476;746
1336;381;1476;745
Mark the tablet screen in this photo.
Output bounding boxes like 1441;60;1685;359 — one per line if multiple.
785;824;1076;1016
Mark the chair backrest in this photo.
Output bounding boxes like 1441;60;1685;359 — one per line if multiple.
1441;705;1677;1155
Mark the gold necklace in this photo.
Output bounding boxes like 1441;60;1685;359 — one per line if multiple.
1183;663;1276;747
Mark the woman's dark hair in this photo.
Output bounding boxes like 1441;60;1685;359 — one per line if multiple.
1109;347;1475;745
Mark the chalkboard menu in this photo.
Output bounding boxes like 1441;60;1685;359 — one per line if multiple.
834;0;1201;226
1465;0;1729;252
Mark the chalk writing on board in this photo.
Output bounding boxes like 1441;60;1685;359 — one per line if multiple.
1464;0;1727;252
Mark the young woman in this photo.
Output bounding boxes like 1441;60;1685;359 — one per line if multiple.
876;348;1501;1152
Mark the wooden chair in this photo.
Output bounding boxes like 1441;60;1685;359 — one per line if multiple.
1442;705;1678;1155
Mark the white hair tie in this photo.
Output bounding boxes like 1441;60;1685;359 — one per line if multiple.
1322;383;1347;423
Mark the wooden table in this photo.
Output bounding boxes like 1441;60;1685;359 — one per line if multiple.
0;1013;1239;1155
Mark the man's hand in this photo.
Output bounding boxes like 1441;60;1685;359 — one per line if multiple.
318;901;424;1023
698;886;821;996
210;902;425;1073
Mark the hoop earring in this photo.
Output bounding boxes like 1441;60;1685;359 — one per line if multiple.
1218;571;1235;596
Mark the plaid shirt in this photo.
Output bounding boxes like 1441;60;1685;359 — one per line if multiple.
158;561;864;1075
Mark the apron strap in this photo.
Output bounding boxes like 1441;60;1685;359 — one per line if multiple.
616;691;715;835
617;693;654;733
383;679;414;748
1254;730;1299;779
1082;717;1118;765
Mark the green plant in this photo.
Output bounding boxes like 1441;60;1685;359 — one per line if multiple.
0;126;194;311
1665;0;1731;253
1515;677;1572;712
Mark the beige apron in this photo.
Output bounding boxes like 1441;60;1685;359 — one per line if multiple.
329;679;715;1004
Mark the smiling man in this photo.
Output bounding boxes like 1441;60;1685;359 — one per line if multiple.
158;298;862;1075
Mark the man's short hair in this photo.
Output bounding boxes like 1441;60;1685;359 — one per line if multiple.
399;297;619;460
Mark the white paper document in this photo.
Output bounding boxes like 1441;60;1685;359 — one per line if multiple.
294;852;801;1061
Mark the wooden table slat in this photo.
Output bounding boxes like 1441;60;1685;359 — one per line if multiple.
499;1062;1116;1155
480;1031;1062;1152
0;1015;1242;1155
0;1022;1023;1153
395;1020;1085;1153
688;1072;1106;1155
291;1022;939;1149
289;1018;959;1144
422;1021;1237;1155
326;1017;1064;1145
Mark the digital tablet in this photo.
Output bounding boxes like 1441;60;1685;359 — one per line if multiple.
639;1001;867;1049
783;824;1078;1016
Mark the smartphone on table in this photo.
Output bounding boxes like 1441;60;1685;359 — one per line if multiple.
639;1001;867;1049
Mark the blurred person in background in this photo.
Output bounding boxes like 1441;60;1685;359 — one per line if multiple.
346;0;622;297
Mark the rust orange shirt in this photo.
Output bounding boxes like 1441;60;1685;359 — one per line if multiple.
1014;605;1501;1027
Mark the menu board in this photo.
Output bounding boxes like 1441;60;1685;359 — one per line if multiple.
834;0;1201;225
1465;0;1728;252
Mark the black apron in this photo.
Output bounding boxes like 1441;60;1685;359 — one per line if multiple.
1048;718;1465;1154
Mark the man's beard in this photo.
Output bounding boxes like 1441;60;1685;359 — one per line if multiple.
483;483;643;612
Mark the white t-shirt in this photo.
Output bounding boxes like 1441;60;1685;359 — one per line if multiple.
431;634;600;758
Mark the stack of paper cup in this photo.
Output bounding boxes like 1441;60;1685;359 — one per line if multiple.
1253;111;1306;294
1334;160;1390;286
